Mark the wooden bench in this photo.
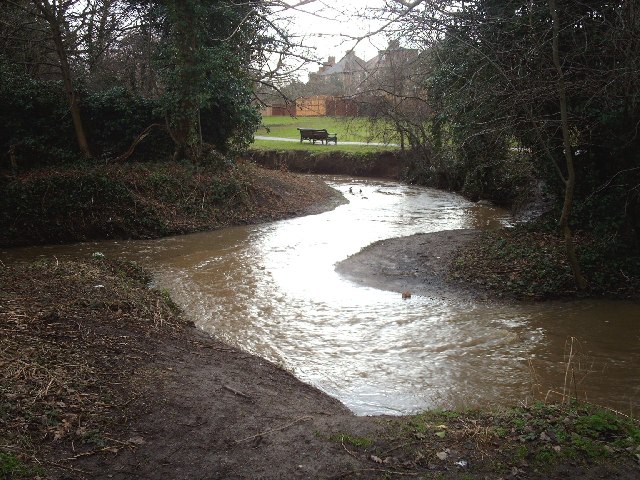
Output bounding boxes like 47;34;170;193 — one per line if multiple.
297;128;338;145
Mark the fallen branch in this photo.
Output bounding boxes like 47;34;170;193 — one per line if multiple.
63;445;123;461
332;467;421;479
381;440;421;456
113;123;165;162
223;385;252;400
44;459;89;475
341;439;358;458
233;415;312;444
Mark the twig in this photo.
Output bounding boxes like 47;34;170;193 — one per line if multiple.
332;468;420;479
42;459;89;475
63;445;122;461
223;385;252;400
341;439;358;458
233;416;311;444
562;337;576;404
3;449;89;475
122;392;141;407
381;440;421;456
113;123;164;162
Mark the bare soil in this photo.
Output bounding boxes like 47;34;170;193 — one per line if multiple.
2;173;639;479
335;229;486;303
0;258;375;480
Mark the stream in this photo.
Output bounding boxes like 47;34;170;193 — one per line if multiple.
3;176;639;415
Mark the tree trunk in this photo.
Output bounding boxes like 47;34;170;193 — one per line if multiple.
166;0;201;162
33;0;92;158
548;0;587;290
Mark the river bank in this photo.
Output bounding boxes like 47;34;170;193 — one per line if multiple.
2;166;639;478
337;227;640;302
0;162;344;247
2;257;639;479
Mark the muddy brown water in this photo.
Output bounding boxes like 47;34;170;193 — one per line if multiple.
3;177;639;416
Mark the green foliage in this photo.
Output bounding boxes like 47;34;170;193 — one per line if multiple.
335;402;640;478
0;58;76;165
406;0;640;237
84;87;169;160
0;59;173;166
0;162;255;246
199;49;261;154
155;0;263;158
0;451;36;478
450;227;640;299
575;412;621;439
0;168;161;244
1;0;267;165
330;433;374;448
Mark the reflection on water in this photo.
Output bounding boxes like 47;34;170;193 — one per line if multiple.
2;177;639;415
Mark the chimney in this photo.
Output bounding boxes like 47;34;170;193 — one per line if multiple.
327;56;336;66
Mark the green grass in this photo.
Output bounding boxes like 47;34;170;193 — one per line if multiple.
250;139;393;153
328;402;640;478
0;451;39;478
330;433;374;448
256;115;400;146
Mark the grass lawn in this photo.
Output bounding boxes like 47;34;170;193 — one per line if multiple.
250;139;394;153
256;116;399;147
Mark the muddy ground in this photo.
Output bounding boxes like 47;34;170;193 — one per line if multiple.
2;173;639;479
335;229;486;303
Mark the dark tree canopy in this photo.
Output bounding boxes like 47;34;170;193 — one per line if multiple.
372;0;640;246
0;0;290;164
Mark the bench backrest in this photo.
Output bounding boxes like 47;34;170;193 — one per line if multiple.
298;128;328;139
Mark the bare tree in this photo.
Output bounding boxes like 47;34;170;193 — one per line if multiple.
31;0;92;158
547;0;587;289
370;0;640;288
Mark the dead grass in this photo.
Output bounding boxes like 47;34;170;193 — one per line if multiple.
1;258;639;479
0;162;344;247
450;228;640;300
0;258;188;476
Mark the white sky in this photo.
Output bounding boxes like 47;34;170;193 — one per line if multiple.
272;0;391;80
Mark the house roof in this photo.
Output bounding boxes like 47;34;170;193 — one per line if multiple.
365;46;420;74
318;51;367;76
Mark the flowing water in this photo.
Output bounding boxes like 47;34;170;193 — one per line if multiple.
3;177;639;415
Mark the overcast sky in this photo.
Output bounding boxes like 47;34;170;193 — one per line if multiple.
272;0;390;79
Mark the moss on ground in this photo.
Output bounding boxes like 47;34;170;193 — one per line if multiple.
330;402;640;479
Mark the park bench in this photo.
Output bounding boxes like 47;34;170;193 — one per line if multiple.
297;128;338;145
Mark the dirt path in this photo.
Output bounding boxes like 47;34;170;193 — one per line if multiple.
79;327;378;480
